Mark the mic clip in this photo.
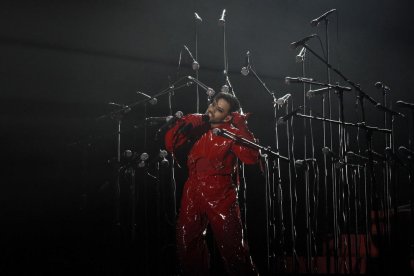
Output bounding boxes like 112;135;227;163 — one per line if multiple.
274;94;291;107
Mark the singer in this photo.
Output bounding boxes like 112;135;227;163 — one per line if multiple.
164;92;259;275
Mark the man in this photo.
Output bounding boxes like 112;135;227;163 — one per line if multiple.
164;92;259;275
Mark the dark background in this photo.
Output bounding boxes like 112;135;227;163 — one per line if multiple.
1;0;414;274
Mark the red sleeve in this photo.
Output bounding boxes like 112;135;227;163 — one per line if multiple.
231;126;259;164
164;114;206;153
164;119;185;153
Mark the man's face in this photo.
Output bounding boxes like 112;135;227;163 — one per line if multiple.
206;98;232;126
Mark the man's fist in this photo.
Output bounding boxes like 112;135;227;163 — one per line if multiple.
231;112;251;128
183;114;208;127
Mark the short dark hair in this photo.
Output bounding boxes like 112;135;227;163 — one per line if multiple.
213;92;240;113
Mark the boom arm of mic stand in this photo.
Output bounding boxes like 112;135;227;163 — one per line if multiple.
217;128;289;162
295;113;392;134
223;72;245;114
152;76;196;99
96;105;132;121
96;76;195;121
300;44;378;107
249;67;275;98
290;78;352;92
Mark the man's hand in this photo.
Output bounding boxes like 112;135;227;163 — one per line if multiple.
231;112;251;129
184;114;208;128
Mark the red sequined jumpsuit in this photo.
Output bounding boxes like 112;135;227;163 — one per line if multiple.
165;114;259;275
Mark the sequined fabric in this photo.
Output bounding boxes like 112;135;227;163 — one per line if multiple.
165;114;259;275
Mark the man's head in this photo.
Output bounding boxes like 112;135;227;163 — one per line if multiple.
206;92;240;127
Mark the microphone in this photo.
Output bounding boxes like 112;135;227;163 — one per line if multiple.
399;146;414;159
156;111;184;134
123;150;166;168
365;149;386;161
346;151;369;162
194;12;202;23
108;102;131;113
241;51;251;76
310;9;337;27
384;147;399;160
218;9;226;26
396;100;414;109
221;84;229;93
123;149;135;158
146;116;173;126
159;149;169;167
187;76;215;98
296;47;306;63
212;128;237;141
285;76;314;84
384;147;406;165
374;81;390;91
212;128;245;144
149;149;169;167
123;149;139;162
275;94;291;106
376;103;405;118
276;106;303;125
137;91;158;105
183;45;200;71
306;87;330;98
206;87;215;98
212;128;234;140
290;34;317;49
138;152;149;168
295;158;317;168
212;128;222;136
322;147;344;168
322;147;340;161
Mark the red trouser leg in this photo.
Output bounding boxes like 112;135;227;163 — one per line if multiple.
176;179;210;275
207;186;258;276
177;175;258;275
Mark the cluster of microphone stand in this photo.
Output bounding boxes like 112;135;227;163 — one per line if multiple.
85;7;414;275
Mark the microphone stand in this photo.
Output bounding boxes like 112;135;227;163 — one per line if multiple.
296;110;392;269
194;13;201;112
159;76;199;221
243;63;292;273
96;100;153;274
275;101;289;273
261;151;272;273
379;93;405;258
95;75;192;242
298;42;389;270
397;102;414;254
282;99;302;274
286;98;298;274
337;86;354;273
297;47;314;273
382;87;392;250
214;128;288;161
96;102;138;242
217;126;290;275
303;86;352;272
375;85;392;251
216;126;291;276
219;14;252;257
299;49;324;274
320;13;335;274
379;106;402;264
